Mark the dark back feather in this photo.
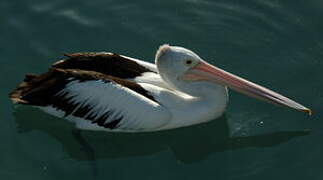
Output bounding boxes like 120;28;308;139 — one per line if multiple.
52;52;155;78
9;68;156;106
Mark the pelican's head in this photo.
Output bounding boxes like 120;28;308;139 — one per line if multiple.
155;44;311;114
155;44;202;86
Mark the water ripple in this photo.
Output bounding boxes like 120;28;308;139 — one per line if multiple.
54;9;99;27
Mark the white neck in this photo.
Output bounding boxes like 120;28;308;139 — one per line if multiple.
160;81;229;129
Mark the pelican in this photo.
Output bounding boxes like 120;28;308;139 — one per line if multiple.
9;44;311;132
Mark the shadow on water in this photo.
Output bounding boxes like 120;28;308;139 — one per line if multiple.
13;106;310;164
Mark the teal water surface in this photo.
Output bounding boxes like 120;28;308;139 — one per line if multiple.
1;0;323;179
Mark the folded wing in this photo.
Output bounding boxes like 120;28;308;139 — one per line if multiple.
52;52;157;78
9;68;171;131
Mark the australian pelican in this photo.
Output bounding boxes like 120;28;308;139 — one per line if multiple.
9;45;311;132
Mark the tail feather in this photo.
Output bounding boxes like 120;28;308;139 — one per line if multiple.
9;73;41;104
9;69;66;106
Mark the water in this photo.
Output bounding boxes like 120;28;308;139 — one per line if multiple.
1;0;323;179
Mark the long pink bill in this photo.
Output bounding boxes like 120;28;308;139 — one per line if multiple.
184;61;312;115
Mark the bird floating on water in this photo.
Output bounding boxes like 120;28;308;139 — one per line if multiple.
9;44;311;132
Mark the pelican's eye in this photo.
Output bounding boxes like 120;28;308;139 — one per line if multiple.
185;60;193;66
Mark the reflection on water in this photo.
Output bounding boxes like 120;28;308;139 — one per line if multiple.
14;106;310;165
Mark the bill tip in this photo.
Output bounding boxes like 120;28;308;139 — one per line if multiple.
302;108;312;116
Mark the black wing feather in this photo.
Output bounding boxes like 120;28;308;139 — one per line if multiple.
9;68;157;129
52;52;156;78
